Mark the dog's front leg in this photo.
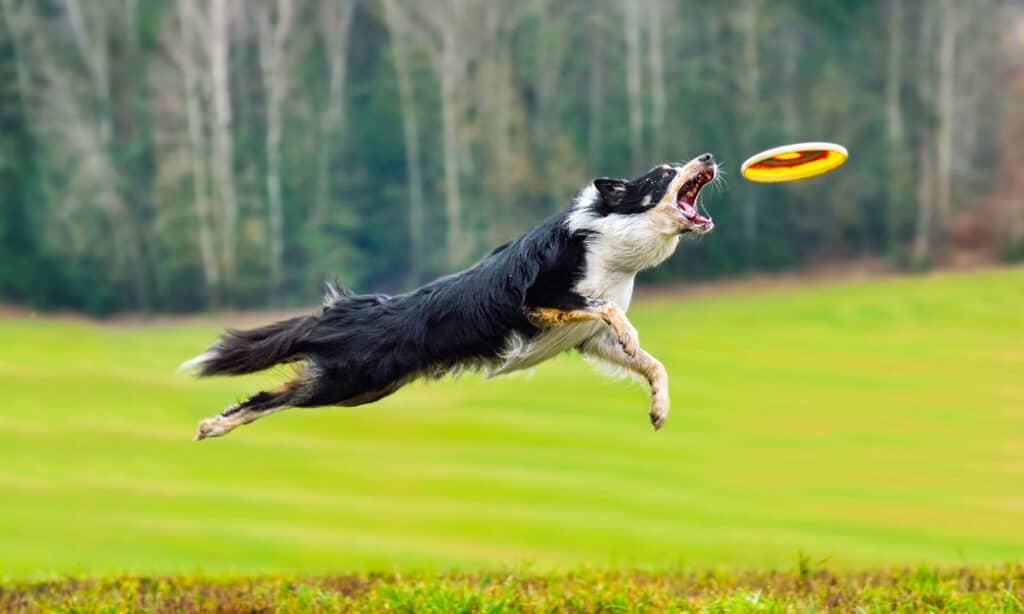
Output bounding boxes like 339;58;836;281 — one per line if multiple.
526;299;639;357
580;332;671;430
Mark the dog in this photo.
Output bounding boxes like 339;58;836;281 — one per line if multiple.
183;153;719;440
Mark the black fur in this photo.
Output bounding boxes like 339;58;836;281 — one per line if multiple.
193;211;592;410
592;166;677;216
195;315;318;376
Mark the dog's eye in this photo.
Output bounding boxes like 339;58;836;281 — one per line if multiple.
662;170;675;179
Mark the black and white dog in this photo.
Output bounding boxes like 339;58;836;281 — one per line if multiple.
184;153;719;440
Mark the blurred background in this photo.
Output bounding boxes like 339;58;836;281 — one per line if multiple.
1;0;1022;314
1;0;1023;579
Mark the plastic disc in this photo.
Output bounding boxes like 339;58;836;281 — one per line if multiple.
741;142;848;183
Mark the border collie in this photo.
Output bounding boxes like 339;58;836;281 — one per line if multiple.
184;153;719;440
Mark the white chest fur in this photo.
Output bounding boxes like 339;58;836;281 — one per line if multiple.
575;264;636;310
571;208;682;281
491;209;679;377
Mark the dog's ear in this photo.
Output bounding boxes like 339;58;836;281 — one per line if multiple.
594;178;628;205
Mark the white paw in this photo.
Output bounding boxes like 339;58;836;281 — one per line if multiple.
648;394;669;431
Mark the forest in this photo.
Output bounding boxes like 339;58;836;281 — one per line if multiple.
0;0;1020;314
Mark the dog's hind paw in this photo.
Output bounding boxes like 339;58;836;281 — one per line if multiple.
195;412;236;441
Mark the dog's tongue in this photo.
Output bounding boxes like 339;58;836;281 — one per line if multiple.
678;200;711;224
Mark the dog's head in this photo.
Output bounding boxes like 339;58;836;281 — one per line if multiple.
590;153;718;235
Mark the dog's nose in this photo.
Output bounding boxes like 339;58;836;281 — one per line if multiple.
697;153;713;164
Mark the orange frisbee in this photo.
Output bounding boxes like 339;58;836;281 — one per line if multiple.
741;142;848;183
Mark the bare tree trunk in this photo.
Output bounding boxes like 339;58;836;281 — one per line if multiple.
176;0;219;298
490;45;511;178
622;0;643;172
738;0;762;248
1006;51;1024;243
311;0;356;231
439;35;464;269
382;0;426;283
933;0;960;233
884;0;907;249
403;0;503;266
472;2;529;242
532;1;568;160
646;0;667;160
587;11;604;169
912;140;935;265
257;0;294;302
63;0;112;144
210;0;239;287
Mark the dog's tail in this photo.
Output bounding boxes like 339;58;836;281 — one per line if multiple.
179;314;319;377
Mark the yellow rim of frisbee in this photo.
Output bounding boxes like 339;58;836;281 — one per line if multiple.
741;142;848;183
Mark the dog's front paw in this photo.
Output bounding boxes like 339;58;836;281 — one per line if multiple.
648;392;669;431
649;410;668;431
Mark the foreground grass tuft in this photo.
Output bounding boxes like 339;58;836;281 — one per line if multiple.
3;566;1023;613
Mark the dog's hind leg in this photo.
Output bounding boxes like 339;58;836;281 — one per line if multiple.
195;377;312;441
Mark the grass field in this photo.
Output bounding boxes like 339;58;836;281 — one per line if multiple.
1;268;1023;580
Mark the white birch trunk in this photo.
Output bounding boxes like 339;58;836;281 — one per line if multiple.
210;0;239;285
258;0;294;302
311;0;356;231
622;0;643;172
382;0;426;282
912;141;935;265
587;12;604;168
884;0;907;246
646;0;667;160
934;0;960;232
439;36;464;268
176;0;219;294
738;0;762;245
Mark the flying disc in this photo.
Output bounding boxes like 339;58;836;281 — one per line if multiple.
741;142;848;183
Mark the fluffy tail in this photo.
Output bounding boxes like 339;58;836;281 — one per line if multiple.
180;314;318;377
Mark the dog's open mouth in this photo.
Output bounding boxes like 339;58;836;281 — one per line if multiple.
676;170;715;225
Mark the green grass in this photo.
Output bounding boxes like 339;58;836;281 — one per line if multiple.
1;268;1023;578
4;567;1024;612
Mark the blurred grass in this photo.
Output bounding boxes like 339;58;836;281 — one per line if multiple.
1;268;1022;578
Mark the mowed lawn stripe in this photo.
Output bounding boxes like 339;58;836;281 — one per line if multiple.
2;268;1023;577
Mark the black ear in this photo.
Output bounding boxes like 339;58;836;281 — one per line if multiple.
594;178;628;204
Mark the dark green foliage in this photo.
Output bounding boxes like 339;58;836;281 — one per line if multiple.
0;13;46;306
998;238;1024;264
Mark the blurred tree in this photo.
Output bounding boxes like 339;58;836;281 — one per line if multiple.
380;0;426;284
0;0;1016;313
0;0;47;305
256;0;298;303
